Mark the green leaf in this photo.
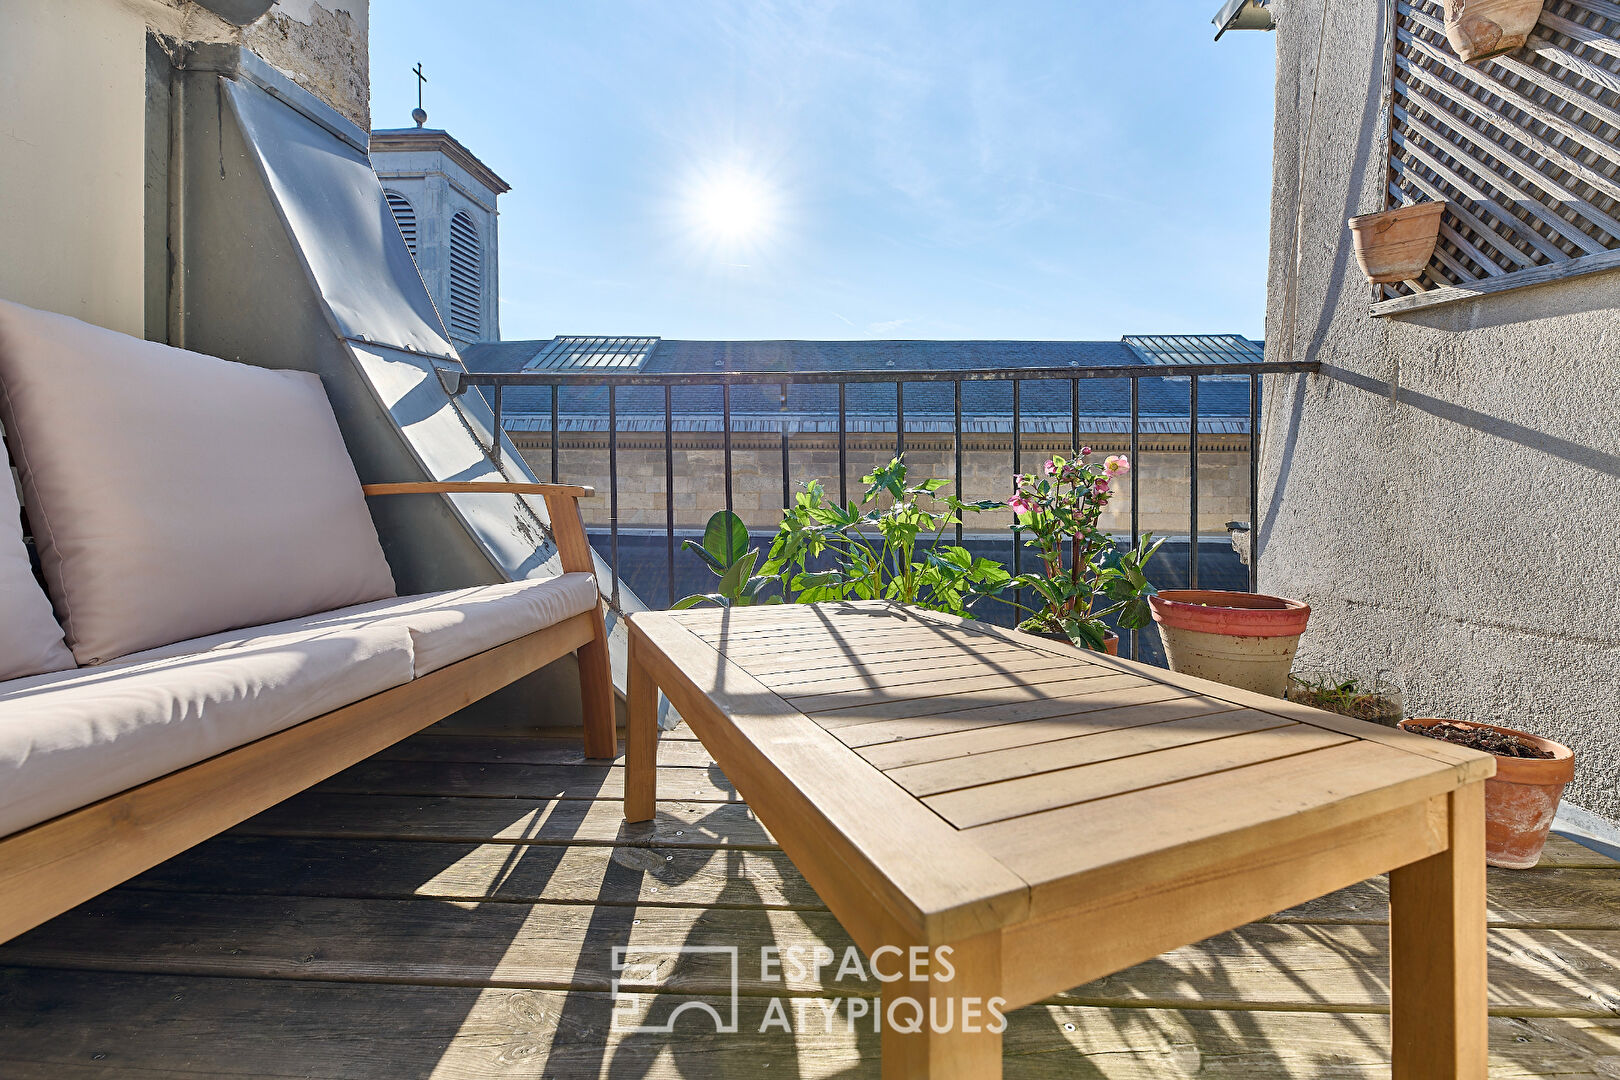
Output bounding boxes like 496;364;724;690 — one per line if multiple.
716;548;759;601
680;537;726;574
1067;619;1110;651
702;510;750;569
672;593;727;609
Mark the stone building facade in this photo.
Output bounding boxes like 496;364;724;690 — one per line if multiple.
509;429;1251;539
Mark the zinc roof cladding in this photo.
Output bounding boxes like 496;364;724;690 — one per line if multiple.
460;336;1259;428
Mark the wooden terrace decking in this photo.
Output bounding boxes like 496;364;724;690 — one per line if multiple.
0;714;1617;1078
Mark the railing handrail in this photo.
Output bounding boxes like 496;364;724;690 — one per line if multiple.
457;359;1317;387
459;358;1314;633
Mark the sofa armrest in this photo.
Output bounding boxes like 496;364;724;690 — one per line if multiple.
362;482;598;576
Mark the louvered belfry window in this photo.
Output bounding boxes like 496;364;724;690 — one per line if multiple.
383;190;417;255
1377;0;1620;314
449;211;483;339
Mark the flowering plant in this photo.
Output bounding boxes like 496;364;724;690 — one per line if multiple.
1003;449;1162;651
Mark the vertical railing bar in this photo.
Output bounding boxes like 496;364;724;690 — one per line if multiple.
665;383;675;608
723;382;734;517
781;425;791;522
1189;374;1200;592
896;381;905;459
1249;373;1261;594
838;383;848;507
1130;377;1140;662
491;383;504;467
1012;379;1022;614
549;384;560;484
608;382;621;609
954;380;964;547
1070;378;1080;457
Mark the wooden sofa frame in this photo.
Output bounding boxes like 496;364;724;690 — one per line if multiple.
0;481;616;944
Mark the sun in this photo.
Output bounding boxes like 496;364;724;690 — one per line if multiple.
682;164;779;250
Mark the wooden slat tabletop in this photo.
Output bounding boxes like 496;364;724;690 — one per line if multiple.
645;601;1495;935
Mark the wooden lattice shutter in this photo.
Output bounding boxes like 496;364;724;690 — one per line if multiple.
1375;0;1620;314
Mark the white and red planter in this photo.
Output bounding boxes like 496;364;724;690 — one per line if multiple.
1149;590;1311;697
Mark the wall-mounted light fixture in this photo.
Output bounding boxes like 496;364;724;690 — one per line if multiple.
1212;0;1275;40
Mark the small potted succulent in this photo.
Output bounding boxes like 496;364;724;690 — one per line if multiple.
1400;718;1576;869
1002;450;1161;653
1285;669;1403;727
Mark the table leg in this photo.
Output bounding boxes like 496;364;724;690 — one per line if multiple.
880;930;1004;1080
624;632;658;823
1389;781;1487;1079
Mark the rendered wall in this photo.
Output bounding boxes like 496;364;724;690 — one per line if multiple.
0;0;148;336
1260;0;1620;821
0;0;367;337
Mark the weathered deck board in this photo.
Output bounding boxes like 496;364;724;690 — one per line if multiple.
2;972;1618;1079
0;724;1616;1078
125;835;1620;930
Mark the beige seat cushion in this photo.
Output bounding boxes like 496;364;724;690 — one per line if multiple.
0;620;414;839
123;572;602;677
0;574;599;838
0;425;74;681
0;299;397;665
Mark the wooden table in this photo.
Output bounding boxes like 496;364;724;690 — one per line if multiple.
624;602;1495;1079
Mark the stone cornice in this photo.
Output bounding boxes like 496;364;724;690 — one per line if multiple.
369;129;511;195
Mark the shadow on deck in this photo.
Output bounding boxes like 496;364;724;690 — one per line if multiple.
0;717;1616;1077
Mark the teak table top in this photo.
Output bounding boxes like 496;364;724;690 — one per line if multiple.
627;601;1494;947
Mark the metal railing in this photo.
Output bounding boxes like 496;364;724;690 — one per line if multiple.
460;359;1317;658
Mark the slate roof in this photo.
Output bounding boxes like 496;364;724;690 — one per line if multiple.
460;336;1261;433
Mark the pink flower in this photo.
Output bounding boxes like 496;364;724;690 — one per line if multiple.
1009;495;1033;515
1080;446;1093;457
1093;478;1110;496
1104;455;1131;475
1043;459;1058;477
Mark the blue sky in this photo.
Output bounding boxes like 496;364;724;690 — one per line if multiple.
370;2;1277;343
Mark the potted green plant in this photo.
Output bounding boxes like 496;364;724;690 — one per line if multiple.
1149;589;1310;697
673;510;780;608
1400;718;1576;869
1285;669;1403;726
762;458;1012;616
1002;450;1161;653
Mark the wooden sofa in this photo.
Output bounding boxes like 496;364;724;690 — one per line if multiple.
0;300;615;944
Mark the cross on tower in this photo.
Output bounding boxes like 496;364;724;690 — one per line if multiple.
411;63;428;127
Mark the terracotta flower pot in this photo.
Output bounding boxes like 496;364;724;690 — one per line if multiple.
1399;718;1575;869
1348;202;1445;284
1149;590;1310;697
1030;629;1119;655
1443;0;1545;63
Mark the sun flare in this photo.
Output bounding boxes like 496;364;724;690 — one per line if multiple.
683;164;779;249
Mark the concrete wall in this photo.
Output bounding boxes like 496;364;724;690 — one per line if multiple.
514;433;1253;538
1260;0;1620;821
0;0;150;336
0;0;367;337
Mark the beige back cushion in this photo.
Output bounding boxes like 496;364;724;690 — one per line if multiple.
0;423;75;680
0;300;397;664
